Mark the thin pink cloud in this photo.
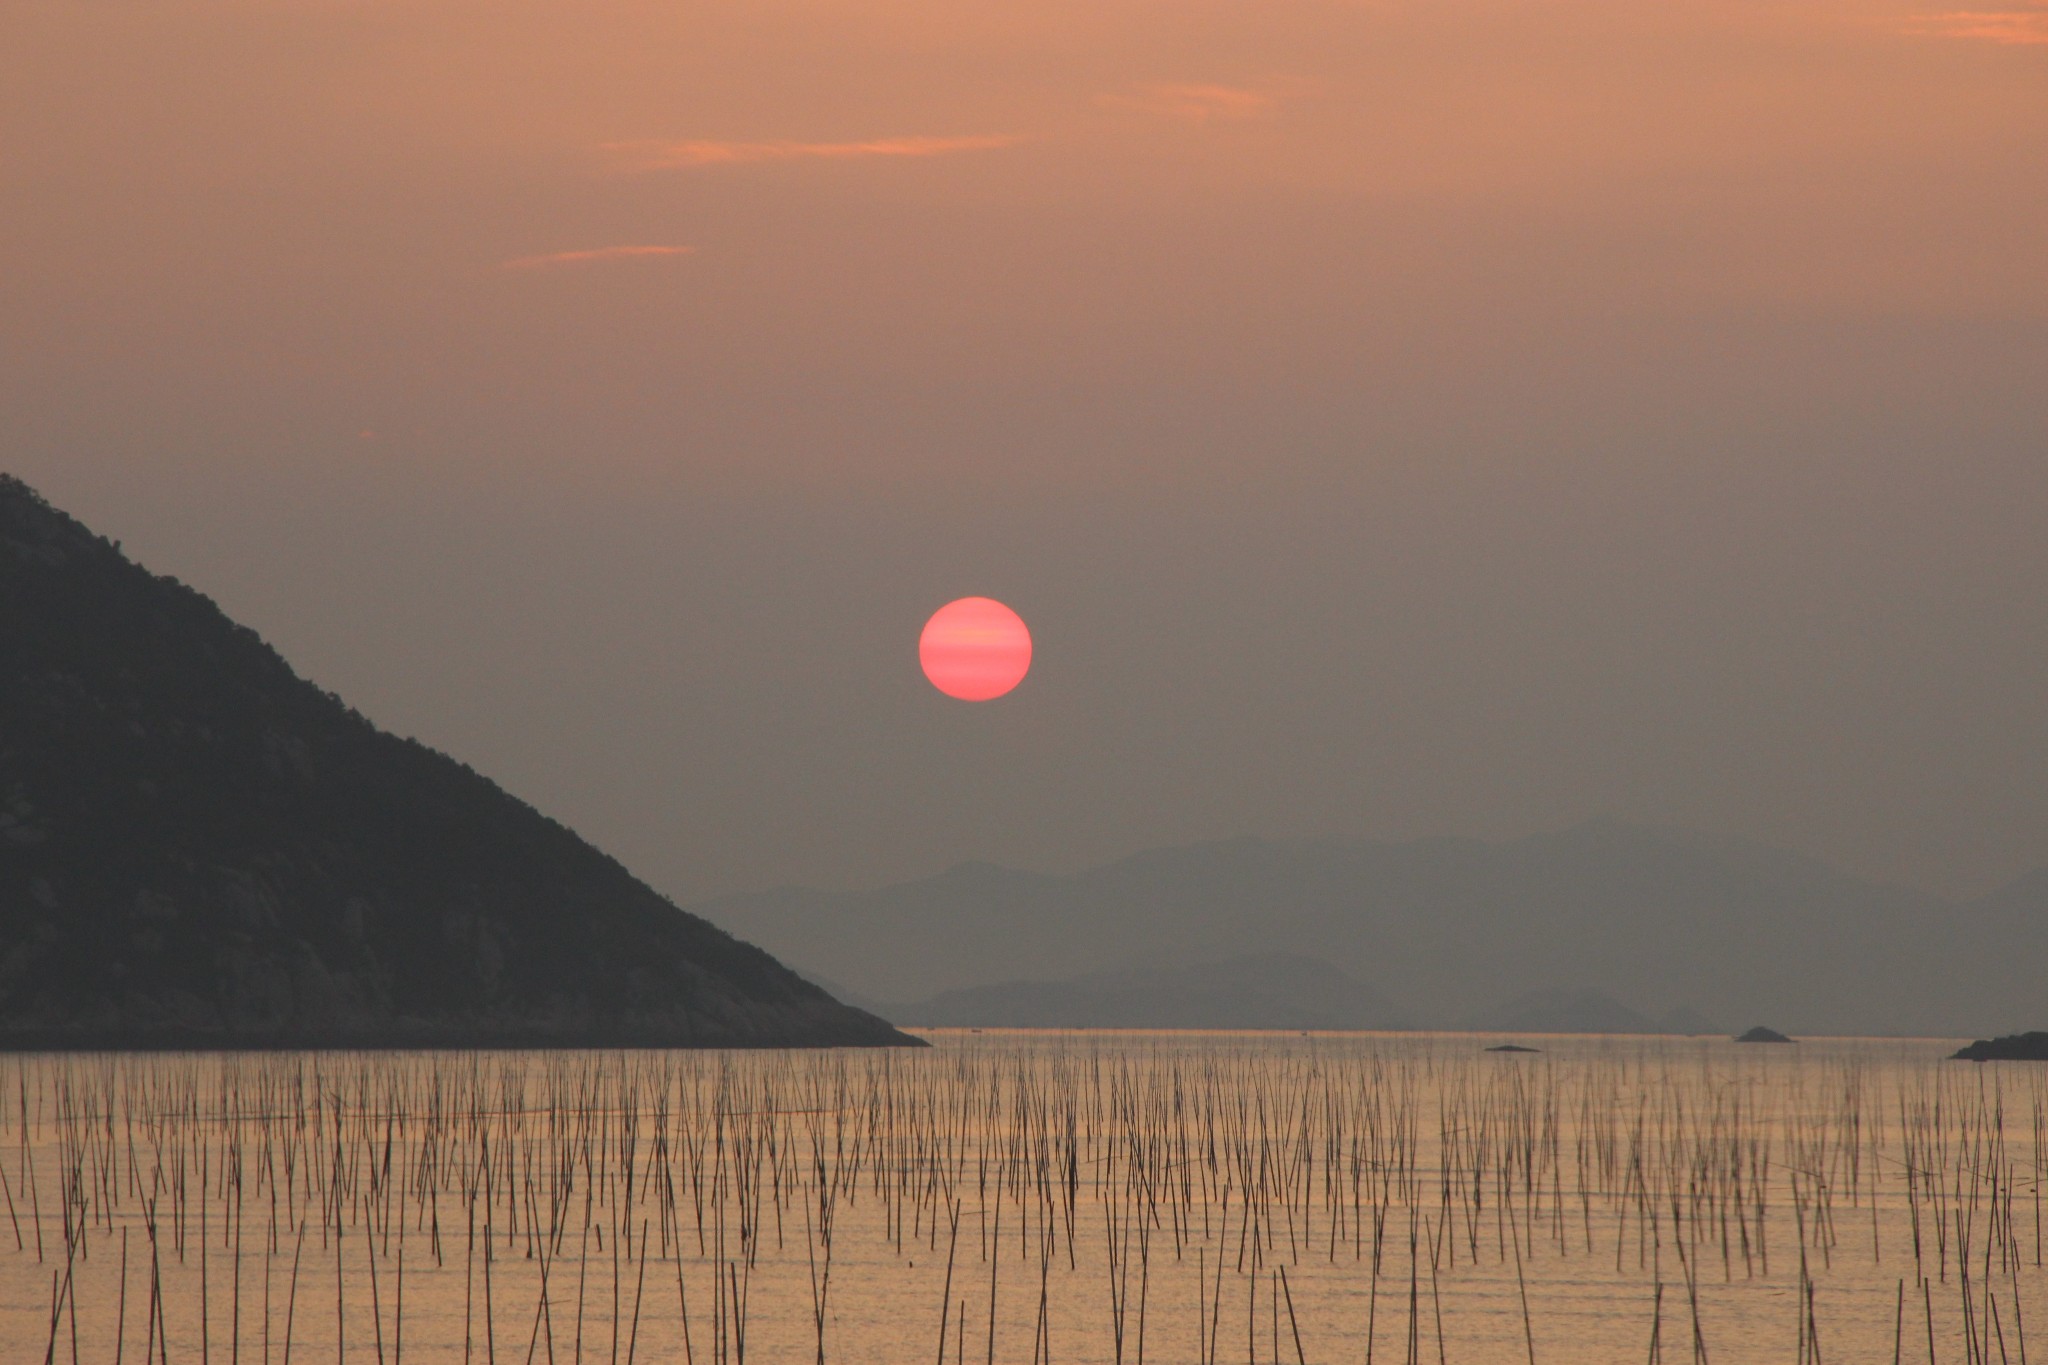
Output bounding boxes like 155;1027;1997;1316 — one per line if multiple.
608;134;1023;172
1101;83;1277;123
500;245;697;271
1903;8;2048;42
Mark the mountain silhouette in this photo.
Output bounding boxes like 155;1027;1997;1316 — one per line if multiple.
0;475;914;1048
697;822;2046;1037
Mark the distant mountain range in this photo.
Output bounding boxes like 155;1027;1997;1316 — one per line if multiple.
866;958;1723;1034
881;954;1408;1031
0;475;913;1048
695;825;2048;1037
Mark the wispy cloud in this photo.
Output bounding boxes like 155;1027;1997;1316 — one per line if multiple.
609;135;1024;172
499;245;696;271
1101;83;1277;124
1902;7;2048;43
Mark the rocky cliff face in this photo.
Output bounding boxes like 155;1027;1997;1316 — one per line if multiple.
0;476;915;1048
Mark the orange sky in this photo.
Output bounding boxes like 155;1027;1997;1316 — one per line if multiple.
7;0;2041;489
3;0;2044;900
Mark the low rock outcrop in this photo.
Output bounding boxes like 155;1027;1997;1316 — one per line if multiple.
1952;1033;2048;1062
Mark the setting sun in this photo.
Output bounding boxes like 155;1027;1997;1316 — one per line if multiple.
919;596;1032;701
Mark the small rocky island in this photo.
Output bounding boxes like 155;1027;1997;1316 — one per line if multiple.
1735;1026;1793;1043
0;475;916;1049
1952;1033;2048;1061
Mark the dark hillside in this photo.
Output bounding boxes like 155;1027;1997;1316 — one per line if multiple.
0;475;915;1048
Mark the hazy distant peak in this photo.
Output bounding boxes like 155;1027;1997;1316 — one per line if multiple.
1085;833;1296;879
935;858;1046;886
885;952;1406;1031
1546;814;1788;856
1472;987;1715;1036
1526;816;1853;888
696;814;2015;1035
1077;820;1833;882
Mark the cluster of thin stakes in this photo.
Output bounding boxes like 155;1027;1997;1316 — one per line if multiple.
2;1035;2045;1364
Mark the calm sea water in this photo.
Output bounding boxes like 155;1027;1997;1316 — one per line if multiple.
0;1032;2033;1363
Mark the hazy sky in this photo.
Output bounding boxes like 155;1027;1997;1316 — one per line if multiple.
5;0;2044;903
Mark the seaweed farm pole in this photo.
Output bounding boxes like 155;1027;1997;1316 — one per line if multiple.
232;1177;243;1365
1278;1265;1307;1365
1806;1273;1823;1365
25;1076;46;1263
1406;1207;1420;1365
1364;1229;1378;1365
63;1186;81;1365
1135;1214;1149;1365
152;1200;172;1365
728;1260;747;1365
42;1267;61;1365
464;1191;476;1365
1510;1180;1537;1365
625;1221;649;1365
118;1225;130;1365
986;1181;1000;1365
335;1201;345;1365
367;1205;386;1365
283;1218;306;1365
802;1179;832;1365
1428;1214;1448;1365
485;1169;497;1365
144;1223;158;1365
672;1222;696;1365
